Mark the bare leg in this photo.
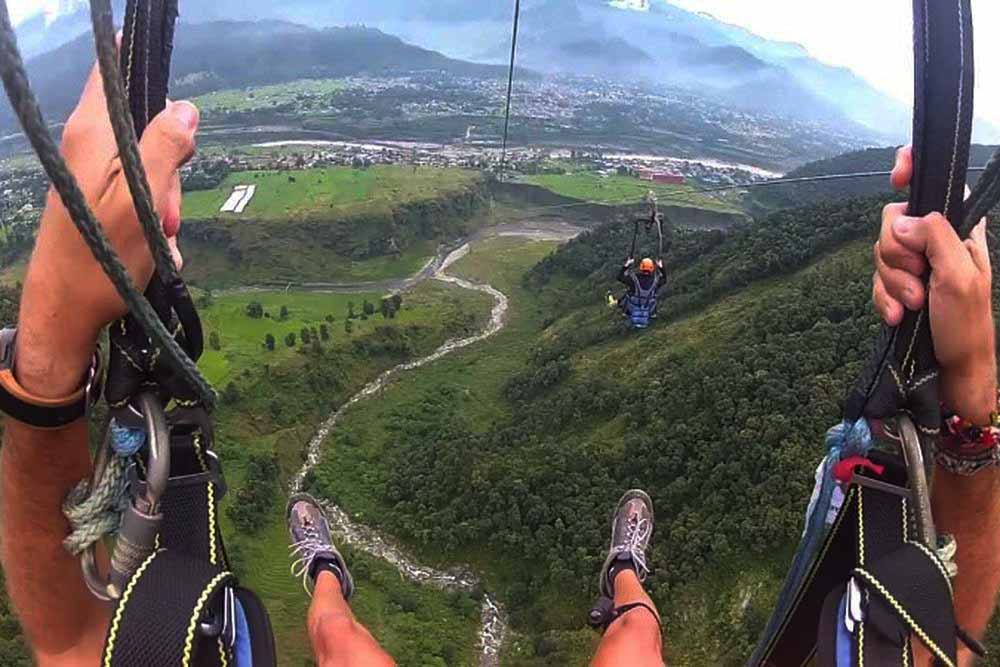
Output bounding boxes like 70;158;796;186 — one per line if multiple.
0;421;109;666
308;571;396;667
590;570;664;667
928;468;1000;666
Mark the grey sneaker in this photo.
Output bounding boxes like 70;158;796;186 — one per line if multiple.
286;493;354;599
598;489;655;599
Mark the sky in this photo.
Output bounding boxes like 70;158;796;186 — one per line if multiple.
8;0;1000;126
671;0;1000;126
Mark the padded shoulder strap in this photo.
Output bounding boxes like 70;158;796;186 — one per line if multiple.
103;551;234;667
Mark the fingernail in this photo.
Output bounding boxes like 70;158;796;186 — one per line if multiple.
170;101;199;131
893;217;913;235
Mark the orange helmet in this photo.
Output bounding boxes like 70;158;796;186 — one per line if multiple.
638;258;655;274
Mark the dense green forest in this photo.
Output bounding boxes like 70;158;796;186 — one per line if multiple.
309;193;1000;664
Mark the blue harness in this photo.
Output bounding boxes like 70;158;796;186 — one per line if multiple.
624;275;659;329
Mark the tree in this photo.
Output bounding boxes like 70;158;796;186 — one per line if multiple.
319;324;330;341
325;314;334;323
245;301;264;319
221;382;240;405
285;332;296;348
208;331;221;351
391;294;403;312
301;327;311;344
279;305;290;321
348;301;356;319
196;290;214;309
363;299;375;316
380;298;391;319
264;333;276;351
344;319;353;335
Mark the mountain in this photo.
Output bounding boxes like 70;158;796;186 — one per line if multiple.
0;21;504;133
20;0;916;141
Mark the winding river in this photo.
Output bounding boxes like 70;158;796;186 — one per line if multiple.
289;223;580;666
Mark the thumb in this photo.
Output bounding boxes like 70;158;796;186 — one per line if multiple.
892;213;965;273
138;101;199;199
966;218;991;274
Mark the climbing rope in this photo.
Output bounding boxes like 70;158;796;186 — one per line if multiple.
0;0;215;408
499;0;521;182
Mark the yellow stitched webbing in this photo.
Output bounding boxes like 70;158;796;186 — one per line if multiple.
852;568;955;667
103;550;163;667
182;571;233;667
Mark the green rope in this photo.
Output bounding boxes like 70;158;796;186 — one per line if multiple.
62;454;129;555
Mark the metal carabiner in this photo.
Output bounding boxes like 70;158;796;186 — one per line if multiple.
82;393;172;601
897;414;937;549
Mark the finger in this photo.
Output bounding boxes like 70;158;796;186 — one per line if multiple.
167;236;184;272
966;218;991;275
891;212;967;277
137;101;199;222
880;204;927;276
873;272;904;326
875;247;926;311
161;172;182;239
890;145;913;190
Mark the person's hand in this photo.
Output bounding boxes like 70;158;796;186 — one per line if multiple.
656;259;664;269
15;58;199;397
873;145;997;424
625;258;635;267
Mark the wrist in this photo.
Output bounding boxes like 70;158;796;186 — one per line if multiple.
941;357;998;426
16;287;100;399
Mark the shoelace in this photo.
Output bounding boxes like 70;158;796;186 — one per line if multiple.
288;519;329;595
619;514;652;581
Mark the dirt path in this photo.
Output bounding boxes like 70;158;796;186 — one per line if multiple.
289;227;578;666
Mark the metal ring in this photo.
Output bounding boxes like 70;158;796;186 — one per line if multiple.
898;414;937;549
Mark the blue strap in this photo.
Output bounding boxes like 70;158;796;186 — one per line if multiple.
233;597;254;667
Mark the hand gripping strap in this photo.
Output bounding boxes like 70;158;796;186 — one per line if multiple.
844;0;974;431
103;550;234;667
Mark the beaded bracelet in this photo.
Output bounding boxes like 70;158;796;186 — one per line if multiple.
936;395;1000;476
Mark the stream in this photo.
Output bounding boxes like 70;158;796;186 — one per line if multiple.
289;225;579;665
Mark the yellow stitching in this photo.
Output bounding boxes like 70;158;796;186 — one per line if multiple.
859;615;865;667
208;481;218;566
192;431;208;472
761;487;858;661
218;638;228;667
853;568;955;667
910;369;939;391
103;550;161;666
182;572;232;667
889;365;906;398
858;486;865;566
903;635;910;667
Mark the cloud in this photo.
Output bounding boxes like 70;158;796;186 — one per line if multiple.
671;0;1000;130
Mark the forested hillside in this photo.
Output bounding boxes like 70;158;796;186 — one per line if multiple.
308;192;1000;664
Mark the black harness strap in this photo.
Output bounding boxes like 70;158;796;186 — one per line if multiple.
102;551;234;667
750;2;975;665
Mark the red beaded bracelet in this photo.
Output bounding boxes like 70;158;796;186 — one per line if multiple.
937;395;1000;475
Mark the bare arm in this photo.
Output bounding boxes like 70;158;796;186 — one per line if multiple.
875;146;999;663
0;59;198;665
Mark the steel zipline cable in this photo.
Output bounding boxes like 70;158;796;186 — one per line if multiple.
0;0;215;407
499;0;521;183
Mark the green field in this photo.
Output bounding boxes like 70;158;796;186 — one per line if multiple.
191;78;346;114
201;279;495;665
183;166;480;221
519;172;738;212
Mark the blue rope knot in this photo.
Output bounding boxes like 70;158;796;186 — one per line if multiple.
111;419;146;457
825;418;873;460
